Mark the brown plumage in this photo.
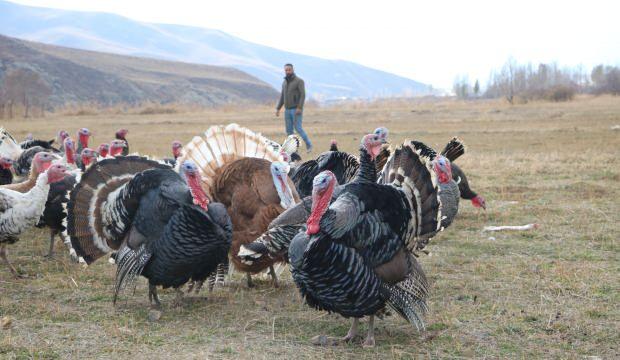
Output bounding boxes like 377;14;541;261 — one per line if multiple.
212;158;300;276
176;124;300;287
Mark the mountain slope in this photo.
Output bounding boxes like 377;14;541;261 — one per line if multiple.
0;0;432;99
0;34;278;107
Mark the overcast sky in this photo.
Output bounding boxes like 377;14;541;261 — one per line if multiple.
11;0;620;89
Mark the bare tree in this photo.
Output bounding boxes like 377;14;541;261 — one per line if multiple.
1;68;51;118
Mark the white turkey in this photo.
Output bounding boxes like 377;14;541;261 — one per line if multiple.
0;164;69;277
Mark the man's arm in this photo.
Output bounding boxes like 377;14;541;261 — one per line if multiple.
296;79;305;113
276;87;284;112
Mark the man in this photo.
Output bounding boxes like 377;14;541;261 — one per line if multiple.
276;63;313;153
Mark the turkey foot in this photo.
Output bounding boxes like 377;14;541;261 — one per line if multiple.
172;288;184;307
311;318;360;346
246;273;255;288
268;265;279;288
148;284;161;308
341;318;360;342
362;316;376;348
1;244;23;278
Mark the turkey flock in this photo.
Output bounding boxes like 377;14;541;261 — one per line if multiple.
0;124;486;347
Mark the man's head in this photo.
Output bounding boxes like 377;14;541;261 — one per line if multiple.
284;63;294;76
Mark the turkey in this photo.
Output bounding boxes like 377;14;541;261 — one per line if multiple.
161;140;184;167
238;133;387;267
13;146;53;180
291;127;389;197
1;152;60;193
109;140;127;157
440;137;486;210
289;139;441;346
57;130;69;147
0;157;13;185
1;164;69;277
97;143;110;158
76;128;91;155
36;172;77;258
79;148;98;171
115;128;130;156
19;138;56;151
75;128;92;168
0;128;24;161
65;156;232;307
59;137;78;169
174;123;300;288
329;139;338;152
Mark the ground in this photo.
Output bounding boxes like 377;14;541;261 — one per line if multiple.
1;96;618;359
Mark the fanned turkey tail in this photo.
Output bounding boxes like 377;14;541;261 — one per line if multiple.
440;137;466;162
380;141;442;252
65;156;170;264
175;123;285;198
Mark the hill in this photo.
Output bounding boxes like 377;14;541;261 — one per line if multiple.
0;0;432;99
0;34;278;107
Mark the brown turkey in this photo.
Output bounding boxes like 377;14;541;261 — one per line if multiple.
175;124;300;289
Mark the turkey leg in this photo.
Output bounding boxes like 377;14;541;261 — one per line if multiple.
246;272;254;288
341;318;359;342
1;244;21;278
45;229;57;258
172;287;184;307
268;265;279;288
148;284;161;308
363;315;376;347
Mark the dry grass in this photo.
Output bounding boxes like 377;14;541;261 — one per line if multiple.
1;95;619;359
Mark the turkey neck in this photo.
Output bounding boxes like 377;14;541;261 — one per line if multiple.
65;146;76;165
272;172;294;209
186;174;209;210
306;183;334;235
354;146;376;183
78;134;89;149
28;172;52;204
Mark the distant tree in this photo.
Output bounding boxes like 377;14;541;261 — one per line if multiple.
591;64;620;95
453;75;470;99
473;80;480;96
1;68;51;118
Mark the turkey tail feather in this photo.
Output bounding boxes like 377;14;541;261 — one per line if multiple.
176;124;283;197
440;137;466;162
113;243;151;305
380;141;442;251
384;254;429;330
66;156;169;264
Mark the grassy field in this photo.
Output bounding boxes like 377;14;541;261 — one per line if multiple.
1;96;618;359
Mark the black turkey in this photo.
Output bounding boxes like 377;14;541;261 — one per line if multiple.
66;156;232;307
36;173;77;258
289;139;441;346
